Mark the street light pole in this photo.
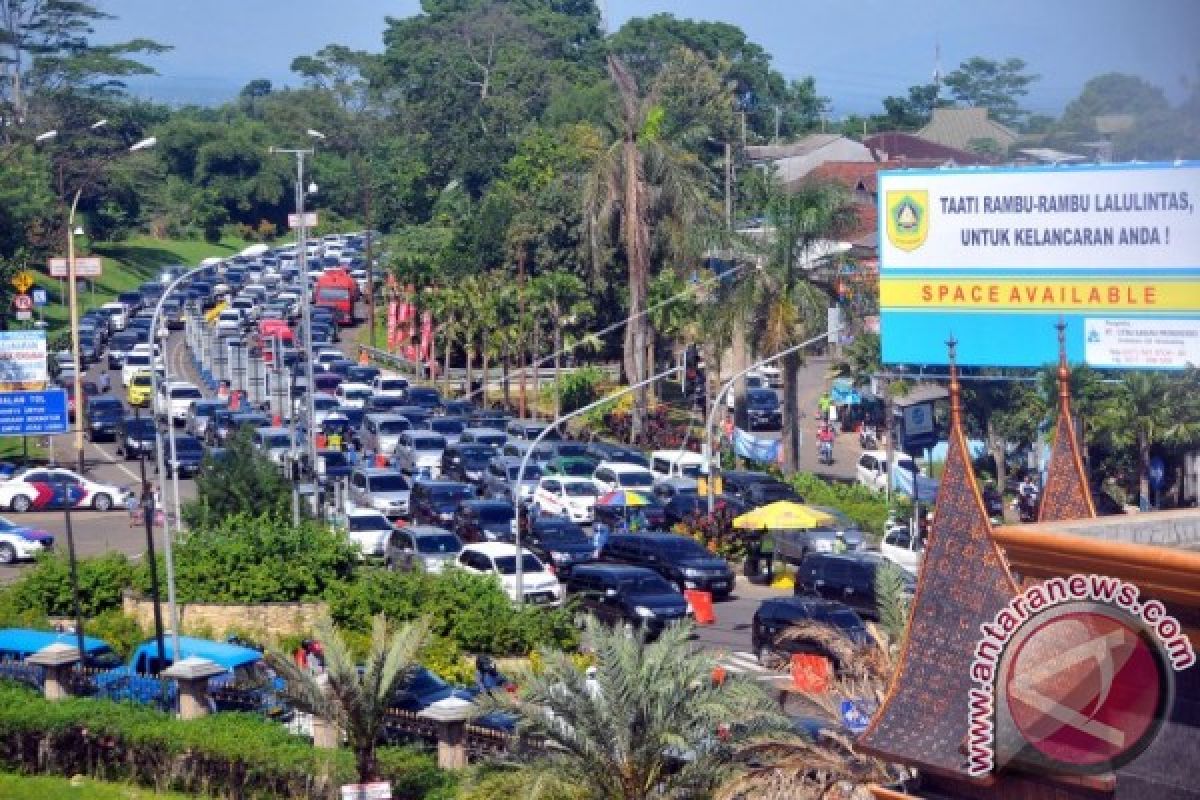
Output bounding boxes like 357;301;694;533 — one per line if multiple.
512;364;682;605
65;188;85;474
703;328;838;514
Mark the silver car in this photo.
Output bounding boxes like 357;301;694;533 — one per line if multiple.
349;467;412;519
363;413;412;457
393;432;447;478
385;525;463;573
483;456;543;503
422;416;466;446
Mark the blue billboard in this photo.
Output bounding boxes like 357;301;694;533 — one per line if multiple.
878;162;1200;368
0;390;69;436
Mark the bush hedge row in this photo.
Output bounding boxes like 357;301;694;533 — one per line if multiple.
0;682;455;800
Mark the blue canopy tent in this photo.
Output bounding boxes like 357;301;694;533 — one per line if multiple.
829;378;862;406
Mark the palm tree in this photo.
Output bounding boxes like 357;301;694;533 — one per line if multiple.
267;614;431;784
753;181;858;472
829;332;881;389
583;54;713;442
481;619;786;800
530;270;594;419
646;269;700;407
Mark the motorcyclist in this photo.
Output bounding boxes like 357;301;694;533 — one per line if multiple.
476;655;505;694
1017;475;1039;521
817;423;835;463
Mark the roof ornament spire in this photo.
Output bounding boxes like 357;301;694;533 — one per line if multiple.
1038;319;1097;522
947;334;962;426
1056;316;1071;410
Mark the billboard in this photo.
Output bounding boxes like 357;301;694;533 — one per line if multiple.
0;330;47;389
878;162;1200;368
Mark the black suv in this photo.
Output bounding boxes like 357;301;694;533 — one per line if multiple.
116;415;157;459
525;517;594;578
745;388;783;430
85;396;125;442
441;443;495;484
564;564;688;639
601;534;735;598
751;597;870;668
453;499;516;543
409;480;475;526
794;552;914;619
586;442;649;468
722;470;802;506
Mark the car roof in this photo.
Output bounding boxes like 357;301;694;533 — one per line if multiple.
366;413;410;423
346;507;389;518
806;551;886;564
463;498;511;510
462;542;536;559
595;461;652;473
570;564;659;579
0;628;113;655
400;525;458;537
413;479;470;489
357;467;404;477
133;635;261;668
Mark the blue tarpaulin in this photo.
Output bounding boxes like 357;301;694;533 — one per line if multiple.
829;378;861;406
731;427;782;465
891;466;940;500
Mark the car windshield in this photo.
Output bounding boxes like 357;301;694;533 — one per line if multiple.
316;287;350;301
553;443;590;457
171;387;203;399
458;446;494;461
265;434;291;447
126;355;150;367
368;475;408;491
411;436;445;452
617;471;654;488
493;554;544;575
125;419;155;434
564;482;598;497
320;452;347;468
748;390;777;407
175;438;204;453
416;534;461;554
429;485;472;503
478;506;514;524
558;461;594;476
379;380;407;391
506;465;543;480
349;515;392;531
409;389;439;402
620;574;675;594
428;419;463;434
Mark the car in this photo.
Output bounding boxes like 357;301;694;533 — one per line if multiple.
744;388;783;430
441;443;496;484
307;449;353;485
97;636;275;709
84;395;125;442
349;467;411;519
393;431;447;477
750;597;869;668
856;450;920;493
162;434;205;478
564;564;689;639
117;415;158;460
721;470;803;506
441;400;474;417
126;371;155;407
466;411;510;431
186;399;229;440
880;527;924;574
505;419;560;442
409;479;475;526
592;462;655;494
371;375;409;398
106;331;139;369
649;450;709;481
794;552;915;619
155;381;204;425
592;498;668;532
586;442;650;468
99;301;129;331
533;476;599;524
0;629;121;678
459;427;507;449
0;517;54;564
362;413;412;457
543;455;600;478
453;499;516;544
364;394;411;415
501;439;557;465
405;386;443;412
0;468;130;512
222;412;271;446
726;372;770;410
334;382;373;409
385;525;463;573
455;542;563;606
601;534;735;598
252;426;298;467
524;517;594;578
346;365;380;385
483;456;542;502
390;405;433;428
422;416;465;446
342;508;396;558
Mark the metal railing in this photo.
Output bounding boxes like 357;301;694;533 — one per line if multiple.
355;345;619;391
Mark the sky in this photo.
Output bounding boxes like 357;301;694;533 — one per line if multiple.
92;0;1199;115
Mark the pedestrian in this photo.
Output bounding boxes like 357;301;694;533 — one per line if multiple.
592;522;610;558
126;493;139;527
346;441;359;467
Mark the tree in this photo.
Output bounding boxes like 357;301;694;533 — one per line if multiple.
1057;72;1170;137
829;332;880;389
183;427;292;527
268;613;430;784
483;619;785;799
943;56;1038;127
530;270;592;418
877;83;943;130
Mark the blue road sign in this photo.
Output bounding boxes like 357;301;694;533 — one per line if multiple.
1149;457;1166;490
31;288;47;307
0;389;69;436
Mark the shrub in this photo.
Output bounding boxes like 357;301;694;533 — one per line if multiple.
786;472;906;539
552;367;604;414
1;551;136;619
183;427;292;528
85;611;145;659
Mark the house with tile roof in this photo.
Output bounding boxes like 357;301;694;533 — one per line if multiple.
916;107;1017;154
863;131;997;165
744;133;874;186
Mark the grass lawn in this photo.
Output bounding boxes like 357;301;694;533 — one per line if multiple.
32;235;251;340
0;435;45;464
0;773;198;799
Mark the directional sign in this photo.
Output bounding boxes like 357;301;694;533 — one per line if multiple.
48;257;102;278
30;288;47;307
10;271;34;293
288;212;318;229
0;390;68;436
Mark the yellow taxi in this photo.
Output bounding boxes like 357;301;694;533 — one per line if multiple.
127;370;154;407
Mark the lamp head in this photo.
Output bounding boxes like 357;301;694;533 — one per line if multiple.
90;119;108;130
72;226;85;236
129;137;157;152
35;130;58;143
307;182;318;195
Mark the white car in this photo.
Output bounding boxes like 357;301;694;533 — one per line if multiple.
881;527;923;574
155;381;204;425
455;543;564;606
393;432;447;478
342;508;395;559
856;450;920;493
121;353;154;387
0;468;130;513
592;461;656;495
0;516;54;564
372;375;410;399
334;382;373;409
533;477;599;523
100;302;128;331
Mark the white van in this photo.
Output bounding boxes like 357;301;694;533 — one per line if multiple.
649;449;708;481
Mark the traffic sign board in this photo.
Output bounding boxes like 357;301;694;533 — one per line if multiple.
10;271;34;293
48;257;102;278
30;288;47;306
0;390;68;436
288;212;318;229
12;294;32;312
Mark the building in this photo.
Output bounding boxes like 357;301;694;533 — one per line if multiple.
744;134;874;187
916;107;1018;154
864;131;997;166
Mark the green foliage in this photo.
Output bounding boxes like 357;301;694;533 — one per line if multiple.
787;473;901;539
943;56;1039;128
1;551;136;619
0;773;196;800
874;560;911;647
183;427;292;527
326;568;578;657
554;366;604;414
84;611;145;660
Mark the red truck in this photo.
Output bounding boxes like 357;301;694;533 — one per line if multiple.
256;319;294;365
313;269;357;326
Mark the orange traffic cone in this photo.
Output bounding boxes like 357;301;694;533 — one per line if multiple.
272;414;282;427
684;590;716;625
790;653;832;693
374;453;388;468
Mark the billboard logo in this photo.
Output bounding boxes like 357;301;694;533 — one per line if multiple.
886;190;928;251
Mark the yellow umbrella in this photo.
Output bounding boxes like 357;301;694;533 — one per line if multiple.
732;501;835;530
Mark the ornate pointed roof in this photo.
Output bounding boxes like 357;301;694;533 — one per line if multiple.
1037;321;1097;523
858;338;1020;778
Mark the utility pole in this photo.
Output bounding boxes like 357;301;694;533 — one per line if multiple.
724;142;733;230
773;106;781;143
136;408;168;670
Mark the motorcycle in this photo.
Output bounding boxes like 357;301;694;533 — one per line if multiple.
1012;489;1039;523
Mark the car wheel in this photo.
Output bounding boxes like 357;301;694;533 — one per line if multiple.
10;495;31;513
92;493;113;512
0;543;15;565
757;644;785;670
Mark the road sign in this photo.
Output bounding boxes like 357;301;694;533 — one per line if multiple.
10;271;34;293
0;390;68;436
48;257;102;278
0;329;47;389
1149;457;1166;490
288;212;318;229
30;288;47;307
12;293;31;321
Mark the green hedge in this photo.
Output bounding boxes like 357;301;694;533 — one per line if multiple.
786;472;908;540
0;682;455;800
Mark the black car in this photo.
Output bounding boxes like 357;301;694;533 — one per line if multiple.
751;597;870;668
453;499;516;543
745;388;783;431
525;517;594;578
405;386;443;412
586;442;650;468
662;492;747;528
308;449;353;485
107;331;139;369
564;564;689;639
163;434;205;477
601;534;735;598
220;412;271;446
467;411;510;431
441;443;496;484
364;395;409;414
85;396;125;442
442;400;475;417
794;552;914;620
117;415;157;459
345;365;380;385
722;470;802;506
409;480;476;526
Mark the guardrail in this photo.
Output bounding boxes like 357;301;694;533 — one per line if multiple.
356;345;620;391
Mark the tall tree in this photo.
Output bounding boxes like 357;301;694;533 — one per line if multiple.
943;56;1038;128
877;83;943;130
530;269;592;418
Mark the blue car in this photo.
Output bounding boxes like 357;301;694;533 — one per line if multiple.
0;628;123;689
390;666;514;733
